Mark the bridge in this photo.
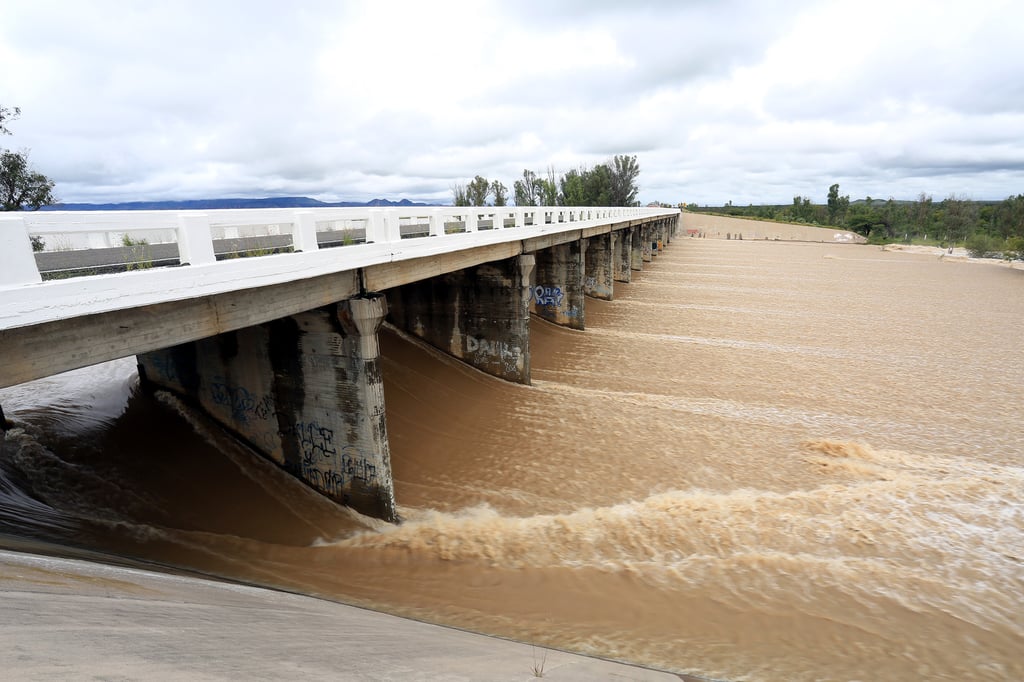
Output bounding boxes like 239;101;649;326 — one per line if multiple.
1;205;680;521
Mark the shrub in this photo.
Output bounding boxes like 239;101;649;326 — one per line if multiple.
965;232;1001;258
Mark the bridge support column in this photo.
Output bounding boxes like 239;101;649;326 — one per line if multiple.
642;225;654;262
137;294;397;522
631;226;644;271
531;240;587;330
615;227;633;283
386;254;534;384
584;232;614;300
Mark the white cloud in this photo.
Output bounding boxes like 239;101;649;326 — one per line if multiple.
1;0;1023;206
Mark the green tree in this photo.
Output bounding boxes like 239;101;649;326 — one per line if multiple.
1;151;56;210
827;184;840;224
491;180;508;206
0;104;20;136
994;194;1024;240
513;169;541;206
451;183;468;206
940;194;978;244
466;175;491;206
539;167;558;206
609;154;640;206
826;183;849;225
559;164;612;206
1;106;56;211
912;192;933;237
559;168;586;206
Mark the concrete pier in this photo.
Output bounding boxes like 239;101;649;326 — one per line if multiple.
138;295;397;521
531;240;587;330
583;232;614;300
631;226;644;271
641;225;654;263
386;254;535;384
614;226;633;283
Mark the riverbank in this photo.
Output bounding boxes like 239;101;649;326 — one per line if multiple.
881;243;1023;269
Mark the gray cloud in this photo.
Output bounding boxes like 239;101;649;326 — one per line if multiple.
2;0;1023;206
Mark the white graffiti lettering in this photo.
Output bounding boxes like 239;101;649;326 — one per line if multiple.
533;285;564;306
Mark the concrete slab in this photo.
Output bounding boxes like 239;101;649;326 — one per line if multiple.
0;550;684;681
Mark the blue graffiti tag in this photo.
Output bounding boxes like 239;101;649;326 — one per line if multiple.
533;285;564;306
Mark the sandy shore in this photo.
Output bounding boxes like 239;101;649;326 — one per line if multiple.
881;243;1023;269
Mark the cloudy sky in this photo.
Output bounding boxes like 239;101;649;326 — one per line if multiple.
3;0;1023;206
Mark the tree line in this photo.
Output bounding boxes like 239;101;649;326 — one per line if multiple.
688;184;1024;259
451;154;641;208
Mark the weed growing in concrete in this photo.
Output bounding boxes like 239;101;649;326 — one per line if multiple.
530;647;547;678
121;234;153;270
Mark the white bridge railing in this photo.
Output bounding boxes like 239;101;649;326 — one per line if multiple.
0;205;678;330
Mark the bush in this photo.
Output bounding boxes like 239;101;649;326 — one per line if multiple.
1004;236;1024;261
965;232;1002;258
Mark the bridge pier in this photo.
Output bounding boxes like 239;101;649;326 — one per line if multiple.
614;227;633;283
137;295;397;522
386;254;535;384
631;226;644;271
583;232;614;300
642;225;654;263
531;240;587;330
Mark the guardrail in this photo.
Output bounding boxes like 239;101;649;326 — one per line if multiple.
0;205;673;287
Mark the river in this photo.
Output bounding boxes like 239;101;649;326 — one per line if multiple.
2;236;1022;681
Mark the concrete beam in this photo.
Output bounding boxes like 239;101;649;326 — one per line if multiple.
363;241;521;292
137;294;397;522
386;254;534;384
521;229;583;253
531;239;587;330
0;270;360;390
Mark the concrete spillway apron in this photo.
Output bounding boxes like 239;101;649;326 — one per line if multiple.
0;549;686;681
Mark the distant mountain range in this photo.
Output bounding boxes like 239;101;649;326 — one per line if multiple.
42;197;436;211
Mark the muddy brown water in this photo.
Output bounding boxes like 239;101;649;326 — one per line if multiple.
2;238;1022;681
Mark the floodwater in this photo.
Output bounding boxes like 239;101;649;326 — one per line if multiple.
2;238;1022;681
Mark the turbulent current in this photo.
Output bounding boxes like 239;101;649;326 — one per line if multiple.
1;238;1022;681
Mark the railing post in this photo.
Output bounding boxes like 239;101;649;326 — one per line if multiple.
293;211;320;252
177;213;216;265
0;216;43;285
367;209;401;243
465;209;478;233
514;208;526;228
428;208;446;237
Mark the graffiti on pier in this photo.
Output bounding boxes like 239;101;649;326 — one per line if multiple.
304;468;346;497
341;446;378;484
298;440;380;497
533;285;564;306
209;378;275;424
466;336;511;358
284;420;338;468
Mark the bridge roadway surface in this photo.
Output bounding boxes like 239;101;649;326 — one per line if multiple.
0;548;691;681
